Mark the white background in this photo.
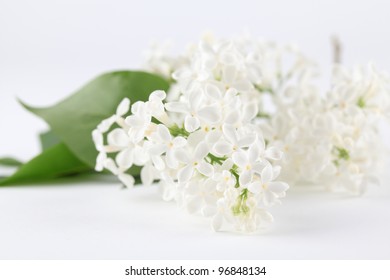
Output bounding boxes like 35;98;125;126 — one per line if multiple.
0;0;390;259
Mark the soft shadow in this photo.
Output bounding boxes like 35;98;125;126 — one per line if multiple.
0;173;118;188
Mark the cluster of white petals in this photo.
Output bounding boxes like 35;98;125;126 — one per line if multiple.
94;34;390;232
261;63;390;194
93;86;288;232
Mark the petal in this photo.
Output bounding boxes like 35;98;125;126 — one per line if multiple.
141;164;154;186
130;128;146;144
268;181;289;193
188;88;204;110
223;65;237;84
221;159;233;170
242;102;258;121
212;213;223;231
232;80;253;92
157;124;171;142
261;164;273;183
220;52;237;65
214;140;232;156
225;87;238;100
272;165;281;179
165;102;189;113
95;152;107;172
203;56;217;69
265;147;283;160
172;68;192;80
184;115;200;132
160;171;174;185
248;143;261;163
257;137;266;154
148;103;164;117
151;155;165;171
116;98;130;116
216;198;226;208
148;143;166;156
172;136;187;147
149;90;166;101
225;111;240;124
205;84;222;99
107;128;129;147
178;165;194;183
115;148;134;169
206;130;222;144
187;130;206;147
232;150;247;167
252;161;267;174
239;170;252;186
97;115;116;133
222;124;238;144
130;101;145;115
259;210;274;223
104;158;118;175
263;190;277;206
196;161;214;177
216;182;226;192
161;183;176;202
165;151;178;169
125;115;143;127
174;149;190;163
194;142;209;160
198;106;221;123
132;146;150;165
92;129;103;150
118;173;135;188
248;181;261;194
172;136;187;148
186;181;198;195
237;134;256;147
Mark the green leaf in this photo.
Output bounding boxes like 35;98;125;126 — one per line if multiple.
0;143;91;186
39;130;61;151
21;71;170;167
0;157;23;167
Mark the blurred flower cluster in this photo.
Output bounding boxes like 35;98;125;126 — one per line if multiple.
93;35;390;232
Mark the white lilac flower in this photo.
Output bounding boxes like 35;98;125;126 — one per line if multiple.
174;141;214;183
214;170;236;192
248;163;289;206
165;88;221;132
185;178;217;214
149;124;187;169
213;124;256;156
143;41;178;79
232;140;269;186
96;98;130;133
206;197;235;232
93;87;289;233
93;34;389;233
125;102;152;143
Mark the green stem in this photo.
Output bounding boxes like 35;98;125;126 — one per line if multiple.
169;124;190;137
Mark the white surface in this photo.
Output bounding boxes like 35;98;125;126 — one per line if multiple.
1;0;390;260
0;174;389;259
